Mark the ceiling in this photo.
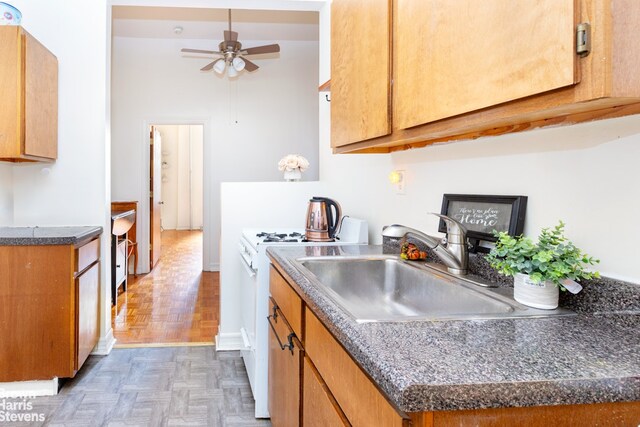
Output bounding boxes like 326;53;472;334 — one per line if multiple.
112;7;319;41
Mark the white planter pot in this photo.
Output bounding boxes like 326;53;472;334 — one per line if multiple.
283;169;302;182
513;273;559;310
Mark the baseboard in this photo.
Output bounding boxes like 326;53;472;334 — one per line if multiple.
215;331;243;351
115;342;214;349
206;263;220;272
91;328;116;355
0;378;58;398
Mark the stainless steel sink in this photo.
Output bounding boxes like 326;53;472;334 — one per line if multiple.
291;255;574;323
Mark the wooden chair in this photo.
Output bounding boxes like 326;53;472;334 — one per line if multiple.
111;201;139;275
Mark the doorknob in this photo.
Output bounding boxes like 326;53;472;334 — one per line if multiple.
159;201;164;205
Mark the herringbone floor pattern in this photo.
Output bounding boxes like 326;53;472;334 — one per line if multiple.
12;347;270;426
112;230;218;344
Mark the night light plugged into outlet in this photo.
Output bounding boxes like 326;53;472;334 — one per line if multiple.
388;170;406;195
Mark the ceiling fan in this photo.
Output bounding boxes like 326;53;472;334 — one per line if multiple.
181;9;281;77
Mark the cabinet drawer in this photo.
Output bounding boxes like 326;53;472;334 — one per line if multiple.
76;262;100;372
76;238;99;274
305;310;406;427
269;265;302;338
303;356;350;427
268;300;303;427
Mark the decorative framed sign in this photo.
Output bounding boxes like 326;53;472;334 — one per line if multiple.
438;194;528;252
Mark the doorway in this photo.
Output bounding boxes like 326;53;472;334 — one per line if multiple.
150;124;205;270
112;124;214;345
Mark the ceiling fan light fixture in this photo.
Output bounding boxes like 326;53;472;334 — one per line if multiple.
232;57;245;71
182;9;280;77
227;63;239;77
213;60;226;74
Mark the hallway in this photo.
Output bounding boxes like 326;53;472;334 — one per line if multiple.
112;230;218;345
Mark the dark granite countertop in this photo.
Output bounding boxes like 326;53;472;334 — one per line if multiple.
267;245;640;413
0;226;103;246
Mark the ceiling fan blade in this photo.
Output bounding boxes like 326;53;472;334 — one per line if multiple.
224;30;238;42
201;58;223;71
182;48;222;55
242;58;259;72
242;44;280;55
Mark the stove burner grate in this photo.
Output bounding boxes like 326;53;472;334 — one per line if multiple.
256;231;306;243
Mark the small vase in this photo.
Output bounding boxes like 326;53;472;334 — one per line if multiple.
513;273;559;310
283;169;302;182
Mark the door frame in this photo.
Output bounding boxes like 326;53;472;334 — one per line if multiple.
140;118;212;274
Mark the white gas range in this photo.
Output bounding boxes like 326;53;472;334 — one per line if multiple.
238;217;368;418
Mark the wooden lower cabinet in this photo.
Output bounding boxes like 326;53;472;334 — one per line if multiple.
76;262;100;371
268;264;640;427
268;297;303;427
0;238;101;381
411;402;640;427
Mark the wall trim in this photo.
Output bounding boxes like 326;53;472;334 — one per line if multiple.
92;328;116;355
0;378;58;398
215;331;243;351
207;262;220;272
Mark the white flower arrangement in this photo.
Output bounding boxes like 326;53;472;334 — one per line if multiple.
278;154;310;172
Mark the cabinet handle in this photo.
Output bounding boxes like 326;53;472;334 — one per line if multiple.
267;314;295;354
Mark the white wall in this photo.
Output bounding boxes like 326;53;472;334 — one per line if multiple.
0;165;12;224
157;124;204;230
218;181;325;340
1;1;113;350
316;5;640;283
111;35;319;272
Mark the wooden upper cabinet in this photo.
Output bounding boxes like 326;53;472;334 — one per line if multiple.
331;0;391;147
0;26;58;162
330;0;640;153
394;0;578;130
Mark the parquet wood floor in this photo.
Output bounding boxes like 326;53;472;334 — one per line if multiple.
112;230;218;345
22;347;270;426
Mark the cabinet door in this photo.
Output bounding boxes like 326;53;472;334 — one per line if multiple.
268;305;302;427
305;310;406;427
331;0;391;147
76;262;100;371
24;30;58;159
0;27;21;159
394;0;578;130
303;357;350;427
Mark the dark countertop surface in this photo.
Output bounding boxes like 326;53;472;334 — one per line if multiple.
267;245;640;413
0;226;103;246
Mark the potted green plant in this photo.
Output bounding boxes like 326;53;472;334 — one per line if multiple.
487;221;600;309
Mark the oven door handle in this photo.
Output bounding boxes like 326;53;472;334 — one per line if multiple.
239;251;257;277
240;257;257;277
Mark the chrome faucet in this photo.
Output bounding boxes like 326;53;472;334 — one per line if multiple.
383;213;469;275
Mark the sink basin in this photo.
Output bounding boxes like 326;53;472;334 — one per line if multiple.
291;255;574;323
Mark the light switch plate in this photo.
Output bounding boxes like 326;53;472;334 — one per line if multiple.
395;170;406;195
